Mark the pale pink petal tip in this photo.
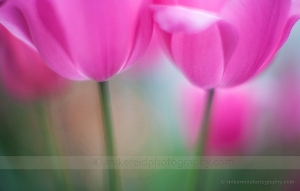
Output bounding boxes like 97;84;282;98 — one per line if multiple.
152;5;220;34
291;0;300;17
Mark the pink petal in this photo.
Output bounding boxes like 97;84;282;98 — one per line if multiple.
0;25;68;101
153;0;227;12
220;0;297;86
291;0;300;17
269;0;300;61
122;0;154;70
127;26;163;75
172;22;237;88
152;5;220;34
0;1;35;49
0;0;153;81
36;0;135;81
176;0;227;12
257;1;300;74
0;0;87;80
44;0;129;81
153;5;237;88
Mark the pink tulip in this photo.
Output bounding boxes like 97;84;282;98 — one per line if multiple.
0;0;153;81
0;25;68;101
152;0;300;89
180;84;254;155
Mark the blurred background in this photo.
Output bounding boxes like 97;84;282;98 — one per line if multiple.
0;21;300;191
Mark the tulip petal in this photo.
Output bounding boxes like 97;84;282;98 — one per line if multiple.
123;1;153;71
40;0;149;81
0;1;35;49
36;0;88;80
291;0;300;17
257;1;300;73
171;20;237;89
153;5;237;88
0;0;87;80
177;0;227;12
1;0;152;81
275;0;300;50
153;0;227;12
220;0;297;86
0;26;67;100
152;5;220;34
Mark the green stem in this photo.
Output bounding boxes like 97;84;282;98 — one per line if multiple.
98;81;120;191
189;89;215;191
36;102;71;191
195;89;215;157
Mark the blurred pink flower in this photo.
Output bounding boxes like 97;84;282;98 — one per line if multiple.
0;25;68;101
268;62;300;142
276;78;300;141
0;0;153;81
180;85;254;155
127;26;164;76
153;0;300;89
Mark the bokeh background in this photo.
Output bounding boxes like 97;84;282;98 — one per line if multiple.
0;20;300;191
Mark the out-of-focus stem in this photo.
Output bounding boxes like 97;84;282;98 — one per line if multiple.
189;89;215;191
98;81;121;191
195;89;215;157
36;102;71;191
